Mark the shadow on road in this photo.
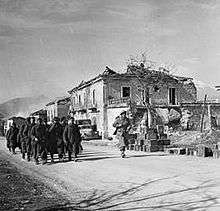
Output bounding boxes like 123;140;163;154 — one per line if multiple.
46;151;118;165
36;177;219;211
46;151;168;165
127;154;168;158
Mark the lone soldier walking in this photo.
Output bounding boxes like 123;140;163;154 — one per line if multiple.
63;117;81;162
6;122;19;154
48;117;64;163
31;118;47;165
113;111;131;158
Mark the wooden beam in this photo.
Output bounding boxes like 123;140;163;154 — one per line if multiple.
200;94;207;133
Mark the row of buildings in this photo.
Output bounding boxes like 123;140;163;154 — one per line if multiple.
14;63;220;139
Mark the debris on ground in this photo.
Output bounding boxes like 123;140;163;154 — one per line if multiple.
169;130;220;148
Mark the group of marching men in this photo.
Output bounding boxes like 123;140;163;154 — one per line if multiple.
6;116;82;165
6;110;132;163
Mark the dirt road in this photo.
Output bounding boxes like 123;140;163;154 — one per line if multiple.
1;137;220;211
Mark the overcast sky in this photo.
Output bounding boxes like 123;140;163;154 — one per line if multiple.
0;0;220;102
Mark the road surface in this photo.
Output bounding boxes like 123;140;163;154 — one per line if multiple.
0;137;220;211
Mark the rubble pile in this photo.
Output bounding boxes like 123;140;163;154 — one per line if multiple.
170;130;220;148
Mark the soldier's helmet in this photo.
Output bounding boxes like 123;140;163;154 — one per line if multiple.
120;111;127;115
26;117;31;122
53;117;60;122
61;117;66;122
37;118;43;123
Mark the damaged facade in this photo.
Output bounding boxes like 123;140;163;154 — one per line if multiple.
68;65;197;139
181;102;220;131
46;97;70;123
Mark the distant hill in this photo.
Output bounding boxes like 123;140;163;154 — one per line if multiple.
0;95;49;119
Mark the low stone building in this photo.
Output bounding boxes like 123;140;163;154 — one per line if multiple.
30;109;47;121
46;97;70;124
68;64;197;139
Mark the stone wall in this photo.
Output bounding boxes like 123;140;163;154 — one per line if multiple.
106;77;147;106
180;81;197;103
150;80;197;106
181;103;220;131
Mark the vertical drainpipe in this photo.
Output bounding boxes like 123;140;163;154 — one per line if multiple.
148;87;152;128
207;104;212;131
103;81;108;139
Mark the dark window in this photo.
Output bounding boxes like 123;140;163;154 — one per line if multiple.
78;95;81;104
83;93;86;105
92;90;96;104
169;88;176;105
122;87;131;98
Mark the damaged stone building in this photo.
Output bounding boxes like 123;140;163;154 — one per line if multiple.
68;64;197;139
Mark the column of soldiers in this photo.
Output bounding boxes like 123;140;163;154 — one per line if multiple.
6;116;82;165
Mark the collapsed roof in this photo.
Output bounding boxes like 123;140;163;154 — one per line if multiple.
68;64;194;93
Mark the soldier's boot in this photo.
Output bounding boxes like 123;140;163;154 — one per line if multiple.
73;155;78;162
68;152;72;161
62;153;66;161
27;156;31;162
50;153;54;163
60;153;65;162
42;160;47;165
22;153;25;160
58;154;64;162
121;151;125;158
35;158;39;165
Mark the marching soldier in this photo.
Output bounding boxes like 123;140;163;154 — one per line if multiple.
31;118;47;165
60;117;68;157
23;117;34;161
6;122;19;154
17;125;23;152
43;118;50;159
63;117;81;162
113;111;131;158
30;117;36;157
48;117;64;163
17;123;26;159
60;117;67;129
